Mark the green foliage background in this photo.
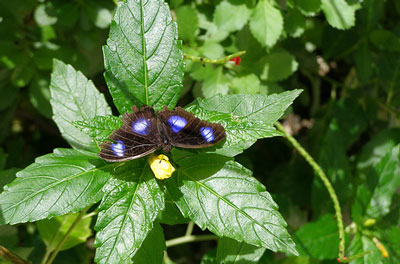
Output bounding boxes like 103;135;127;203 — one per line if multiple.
0;0;400;263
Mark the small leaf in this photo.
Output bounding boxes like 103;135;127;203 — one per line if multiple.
0;149;113;225
29;74;52;118
370;30;400;52
131;222;165;263
201;66;229;98
176;5;199;42
321;0;358;30
216;237;266;263
84;0;114;29
50;59;111;152
291;0;321;16
214;0;251;34
75;115;122;144
259;51;298;81
166;154;298;255
230;74;261;94
250;0;283;48
294;214;339;259
365;145;400;218
36;212;92;251
348;234;387;264
103;0;184;113
34;3;57;26
94;159;164;264
284;8;306;38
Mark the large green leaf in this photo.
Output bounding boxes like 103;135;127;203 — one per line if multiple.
103;0;184;114
321;0;358;30
166;152;298;255
186;91;302;156
216;237;266;263
249;0;283;48
131;222;165;263
50;59;111;152
75;115;122;144
36;212;92;251
294;214;339;259
0;149;113;225
94;159;164;264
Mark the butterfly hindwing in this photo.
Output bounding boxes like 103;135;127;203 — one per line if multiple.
99;106;161;162
157;106;226;148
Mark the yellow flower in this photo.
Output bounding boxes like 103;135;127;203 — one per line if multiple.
148;154;175;180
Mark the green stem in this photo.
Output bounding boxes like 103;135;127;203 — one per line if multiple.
274;121;346;261
166;234;218;248
184;51;246;65
185;221;195;237
45;208;89;264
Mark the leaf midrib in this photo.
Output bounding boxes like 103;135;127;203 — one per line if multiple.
139;0;149;104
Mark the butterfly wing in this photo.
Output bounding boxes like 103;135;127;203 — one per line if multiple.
99;105;161;162
157;106;226;149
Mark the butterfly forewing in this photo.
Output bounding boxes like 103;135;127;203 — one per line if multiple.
158;106;226;148
99;106;161;162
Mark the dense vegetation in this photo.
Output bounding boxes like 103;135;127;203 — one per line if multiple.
0;0;399;263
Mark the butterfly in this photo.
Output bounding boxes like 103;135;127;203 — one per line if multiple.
98;105;226;162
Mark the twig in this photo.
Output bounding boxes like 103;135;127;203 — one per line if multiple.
166;235;218;248
0;246;30;264
183;51;246;65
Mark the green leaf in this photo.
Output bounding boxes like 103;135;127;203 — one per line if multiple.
103;0;184;114
357;128;400;175
0;149;113;225
216;237;266;263
294;214;339;259
291;0;321;16
249;0;283;48
348;234;387;264
370;30;400;52
75;115;122;144
377;52;400;92
36;212;92;251
358;0;384;33
29;74;52;118
11;56;34;88
284;8;306;38
166;154;298;255
50;59;111;152
201;66;229;98
176;5;199;42
214;0;251;34
321;0;358;30
34;3;57;26
158;190;188;225
354;42;373;83
259;51;299;81
84;0;114;29
230;74;261;94
94;159;164;264
186;91;302;156
131;222;165;263
365;145;400;218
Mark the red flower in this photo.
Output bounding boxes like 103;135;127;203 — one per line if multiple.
229;56;241;66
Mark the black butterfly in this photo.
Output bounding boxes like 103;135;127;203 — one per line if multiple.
98;105;226;162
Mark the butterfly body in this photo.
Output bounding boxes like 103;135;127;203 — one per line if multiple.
99;105;226;162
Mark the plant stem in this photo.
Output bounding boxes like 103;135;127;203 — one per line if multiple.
185;221;195;237
0;246;29;264
184;51;246;65
45;208;89;264
166;235;218;248
274;121;346;261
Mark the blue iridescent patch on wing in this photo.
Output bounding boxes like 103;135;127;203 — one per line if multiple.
132;117;150;135
111;140;126;157
168;115;187;133
200;127;214;142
